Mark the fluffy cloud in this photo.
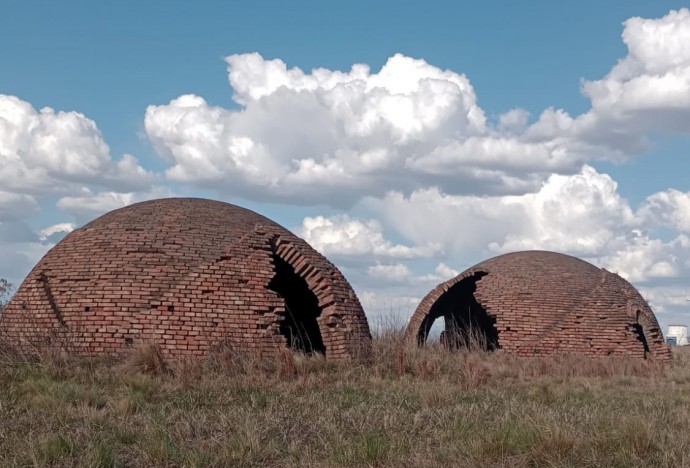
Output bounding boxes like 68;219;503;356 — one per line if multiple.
642;286;690;313
639;189;690;233
601;234;689;282
418;263;461;283
367;262;460;287
299;214;440;260
368;164;690;283
57;186;176;221
584;8;690;119
523;8;690;161
145;54;594;204
144;10;690;207
0;95;154;194
368;187;523;257
38;223;75;244
495;166;635;255
367;263;412;282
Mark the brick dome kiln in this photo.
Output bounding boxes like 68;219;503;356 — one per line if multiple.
0;198;371;359
406;251;670;361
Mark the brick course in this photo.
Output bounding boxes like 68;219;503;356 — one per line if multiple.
0;198;371;360
406;251;671;361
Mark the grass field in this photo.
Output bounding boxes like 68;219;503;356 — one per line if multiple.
0;327;688;467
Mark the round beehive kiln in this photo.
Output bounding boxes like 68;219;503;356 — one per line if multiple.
406;251;671;361
0;198;371;359
666;325;688;346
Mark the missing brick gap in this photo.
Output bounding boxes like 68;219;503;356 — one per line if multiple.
267;238;326;355
417;271;498;352
632;310;650;358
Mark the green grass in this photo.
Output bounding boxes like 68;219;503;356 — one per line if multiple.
0;334;688;467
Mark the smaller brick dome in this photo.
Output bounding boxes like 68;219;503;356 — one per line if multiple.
1;198;371;359
406;251;670;360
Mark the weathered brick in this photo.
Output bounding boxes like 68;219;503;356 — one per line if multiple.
0;198;372;360
406;251;671;361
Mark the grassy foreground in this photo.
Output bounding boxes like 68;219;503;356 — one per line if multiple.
0;329;689;468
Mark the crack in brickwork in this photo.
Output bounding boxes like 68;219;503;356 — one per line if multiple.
37;273;67;328
0;198;372;359
406;251;671;361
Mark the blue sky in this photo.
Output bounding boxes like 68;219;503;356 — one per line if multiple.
2;1;690;329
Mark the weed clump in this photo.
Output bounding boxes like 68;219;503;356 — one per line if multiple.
121;343;171;376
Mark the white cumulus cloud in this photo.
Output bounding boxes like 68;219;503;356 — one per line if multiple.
639;189;690;233
0;94;154;194
145;53;595;204
299;214;440;260
368;164;690;283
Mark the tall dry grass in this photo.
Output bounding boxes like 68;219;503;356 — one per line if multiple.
0;325;688;467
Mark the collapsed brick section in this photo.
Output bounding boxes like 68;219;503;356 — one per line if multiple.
0;198;371;360
406;251;671;361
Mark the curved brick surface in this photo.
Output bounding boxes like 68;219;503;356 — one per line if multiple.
0;198;371;359
406;251;671;361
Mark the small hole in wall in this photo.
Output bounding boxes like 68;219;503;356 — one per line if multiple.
84;306;91;312
258;323;269;330
167;305;174;312
202;289;212;294
21;303;28;310
211;321;218;328
124;337;134;347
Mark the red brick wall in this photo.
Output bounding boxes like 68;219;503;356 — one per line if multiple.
0;198;371;360
406;251;671;361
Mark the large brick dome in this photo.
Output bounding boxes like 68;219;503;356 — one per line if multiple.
1;198;371;359
406;251;670;361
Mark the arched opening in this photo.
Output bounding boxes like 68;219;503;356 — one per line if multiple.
417;272;498;351
632;310;650;357
268;253;326;355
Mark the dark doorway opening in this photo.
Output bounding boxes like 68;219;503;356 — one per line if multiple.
632;311;650;357
418;272;499;351
268;253;326;355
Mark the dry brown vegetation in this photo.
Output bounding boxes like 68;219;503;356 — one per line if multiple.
0;323;689;467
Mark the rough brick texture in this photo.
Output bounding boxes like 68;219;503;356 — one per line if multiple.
0;198;371;360
406;251;671;361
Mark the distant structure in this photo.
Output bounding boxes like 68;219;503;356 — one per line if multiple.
406;251;671;361
666;325;688;346
0;198;371;359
